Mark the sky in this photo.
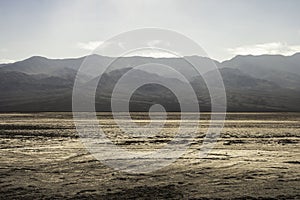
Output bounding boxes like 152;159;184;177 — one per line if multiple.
0;0;300;63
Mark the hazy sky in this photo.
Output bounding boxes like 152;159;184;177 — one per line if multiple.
1;0;300;63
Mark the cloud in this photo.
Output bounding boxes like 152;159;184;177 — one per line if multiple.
77;40;126;52
125;49;177;58
228;42;300;56
77;40;175;57
77;41;104;51
0;59;15;64
147;40;162;47
147;40;170;47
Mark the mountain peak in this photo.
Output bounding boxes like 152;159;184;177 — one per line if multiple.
26;55;49;61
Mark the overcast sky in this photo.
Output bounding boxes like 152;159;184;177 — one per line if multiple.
1;0;300;63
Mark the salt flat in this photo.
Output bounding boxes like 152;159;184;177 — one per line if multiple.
0;113;299;199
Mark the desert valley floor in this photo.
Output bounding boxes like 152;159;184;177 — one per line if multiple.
0;112;299;199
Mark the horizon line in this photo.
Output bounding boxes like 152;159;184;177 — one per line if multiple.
1;52;300;65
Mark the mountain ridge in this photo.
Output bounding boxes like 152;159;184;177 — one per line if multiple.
0;53;299;111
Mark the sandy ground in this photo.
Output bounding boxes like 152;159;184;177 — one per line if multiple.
0;112;299;199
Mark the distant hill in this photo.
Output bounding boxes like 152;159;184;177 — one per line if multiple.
0;54;299;111
222;54;300;89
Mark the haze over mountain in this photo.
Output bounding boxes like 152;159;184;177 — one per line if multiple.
0;53;299;112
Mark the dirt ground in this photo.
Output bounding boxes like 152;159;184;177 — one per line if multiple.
0;112;299;199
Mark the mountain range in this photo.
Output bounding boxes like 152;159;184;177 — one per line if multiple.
0;54;300;112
